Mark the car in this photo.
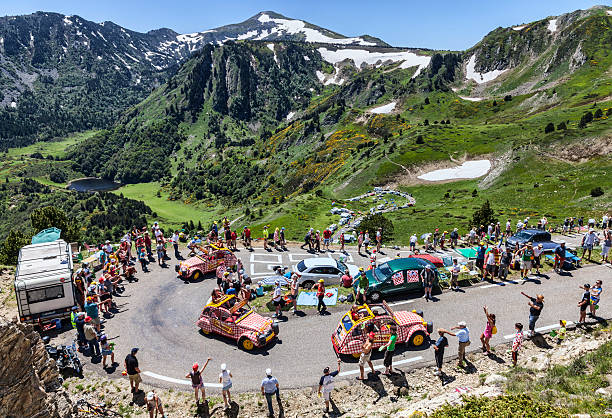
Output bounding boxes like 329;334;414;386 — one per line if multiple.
294;257;360;288
175;244;237;280
505;229;558;252
332;302;433;358
196;295;279;351
354;258;440;303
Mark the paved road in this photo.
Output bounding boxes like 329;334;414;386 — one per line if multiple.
72;240;610;392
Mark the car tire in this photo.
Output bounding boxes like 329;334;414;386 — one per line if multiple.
302;280;315;289
368;291;382;303
239;337;255;351
409;330;427;348
191;271;201;281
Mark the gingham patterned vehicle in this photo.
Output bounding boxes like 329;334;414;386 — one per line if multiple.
332;302;433;358
175;244;237;280
196;295;279;351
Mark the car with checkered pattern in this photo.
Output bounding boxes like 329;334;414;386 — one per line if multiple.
354;257;441;303
196;295;279;351
332;302;433;358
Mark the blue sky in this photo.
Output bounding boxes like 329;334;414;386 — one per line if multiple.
1;0;609;49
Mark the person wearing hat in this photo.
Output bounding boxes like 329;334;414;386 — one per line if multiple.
448;321;470;368
146;390;165;418
83;316;100;358
533;243;544;275
556;320;567;344
125;348;142;394
186;358;211;404
475;241;487;278
409;233;418;252
450;228;459;249
100;334;115;369
84;296;102;332
521;292;544;337
554;241;566;273
219;363;233;409
318;359;341;413
279;227;286;247
578;284;591;325
289;273;300;314
143;231;153;260
515;242;534;279
103;240;113;255
440;231;448;251
261;368;281;417
420;264;435;300
316;279;327;315
581;228;598;261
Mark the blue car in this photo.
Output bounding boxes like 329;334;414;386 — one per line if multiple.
506;229;558;252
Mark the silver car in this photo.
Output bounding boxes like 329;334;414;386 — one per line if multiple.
294;258;359;288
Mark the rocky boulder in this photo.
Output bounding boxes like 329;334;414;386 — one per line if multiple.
0;317;74;417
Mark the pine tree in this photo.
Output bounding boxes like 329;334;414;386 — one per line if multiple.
544;123;555;133
471;200;496;227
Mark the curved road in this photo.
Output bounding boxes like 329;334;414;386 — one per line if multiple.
77;242;610;392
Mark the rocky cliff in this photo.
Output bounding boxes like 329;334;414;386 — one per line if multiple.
0;318;74;418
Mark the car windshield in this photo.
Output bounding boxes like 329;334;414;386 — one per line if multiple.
336;260;348;274
372;262;392;282
514;231;532;240
297;261;307;272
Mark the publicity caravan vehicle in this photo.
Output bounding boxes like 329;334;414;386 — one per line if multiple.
15;239;76;325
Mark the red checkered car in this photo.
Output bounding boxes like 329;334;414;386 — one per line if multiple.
332;302;433;358
175;244;237;280
196;295;279;351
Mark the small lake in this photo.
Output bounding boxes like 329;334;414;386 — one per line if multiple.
67;178;122;192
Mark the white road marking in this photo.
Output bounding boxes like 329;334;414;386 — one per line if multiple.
143;371;222;388
481;280;520;289
388;299;417;307
251;254;282;263
339;356;423;376
503;321;574;339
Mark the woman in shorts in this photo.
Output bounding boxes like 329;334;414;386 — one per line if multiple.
590;280;603;317
479;306;496;355
100;335;114;369
219;363;233;409
187;358;211;404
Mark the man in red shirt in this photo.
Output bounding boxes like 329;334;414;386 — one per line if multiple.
243;227;252;249
316;279;326;315
143;232;153;260
323;229;332;251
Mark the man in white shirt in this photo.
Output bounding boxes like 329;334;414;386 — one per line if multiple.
318;359;341;414
271;281;283;318
409;234;418;252
582;229;598;261
290;274;299;314
533;243;544;275
171;231;180;259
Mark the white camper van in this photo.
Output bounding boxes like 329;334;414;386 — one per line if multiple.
15;240;76;324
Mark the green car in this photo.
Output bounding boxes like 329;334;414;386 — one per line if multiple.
354;258;440;303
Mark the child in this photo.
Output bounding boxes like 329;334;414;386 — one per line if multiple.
511;323;523;367
187;358;211;405
100;335;115;369
557;320;567;344
432;329;448;376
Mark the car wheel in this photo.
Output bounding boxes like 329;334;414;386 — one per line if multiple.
302;280;315;289
368;291;382;303
409;330;427;348
191;271;201;281
239;337;255;351
199;328;210;335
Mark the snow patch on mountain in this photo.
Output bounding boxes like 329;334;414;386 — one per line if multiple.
257;13;375;46
238;30;260;40
317;48;430;77
459;96;483;102
267;43;275;52
547;19;558;32
370;102;396;114
512;25;526;31
465;55;508;84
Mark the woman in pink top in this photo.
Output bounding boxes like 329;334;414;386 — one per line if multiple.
480;305;496;355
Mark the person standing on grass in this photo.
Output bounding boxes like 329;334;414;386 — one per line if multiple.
475;242;487;278
146;391;166;418
515;242;534;279
533;244;544;275
521;292;544;337
318;359;341;414
289;274;300;314
601;227;611;264
484;249;496;281
479;306;496;355
448;321;470;368
187;358;211;405
357;335;375;381
505;219;512;237
450;228;459;249
219;363;232;409
432;328;449;376
578;284;591;325
261;368;281;418
450;259;460;291
380;323;398;375
263;225;269;251
353;267;368;305
511;323;523;367
316;279;327;314
125;348;142;394
590;280;603;317
271;280;283;319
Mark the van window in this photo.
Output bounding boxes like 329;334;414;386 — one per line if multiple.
26;285;65;304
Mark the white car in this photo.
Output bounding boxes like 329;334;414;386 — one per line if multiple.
294;258;359;288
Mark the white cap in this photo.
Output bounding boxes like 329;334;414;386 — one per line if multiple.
458;321;467;327
221;363;227;371
147;392;154;401
265;368;272;376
